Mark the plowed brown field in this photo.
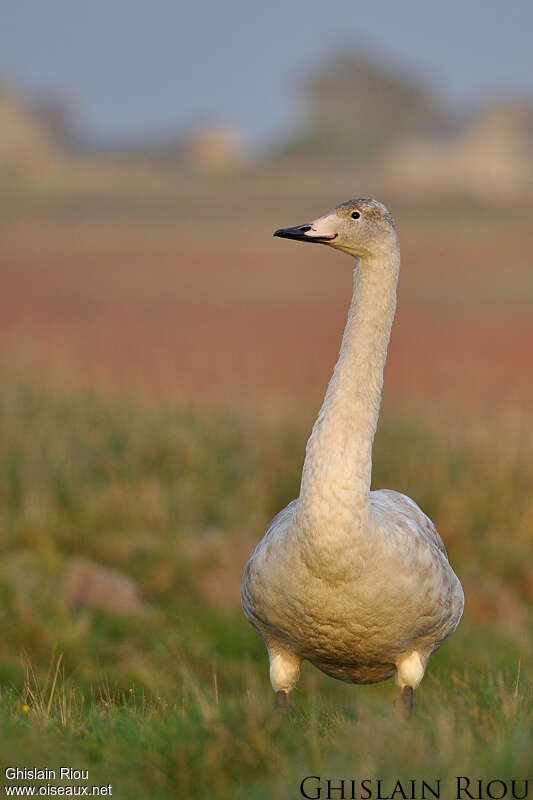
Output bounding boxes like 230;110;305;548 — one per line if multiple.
2;217;531;410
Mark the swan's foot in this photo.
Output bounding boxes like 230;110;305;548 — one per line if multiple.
268;645;301;711
275;690;292;711
395;651;425;716
394;686;413;716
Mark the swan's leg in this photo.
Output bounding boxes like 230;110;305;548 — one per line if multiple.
394;651;425;714
275;690;292;709
394;686;413;714
267;645;301;710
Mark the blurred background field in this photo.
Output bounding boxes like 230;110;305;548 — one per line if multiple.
0;2;532;798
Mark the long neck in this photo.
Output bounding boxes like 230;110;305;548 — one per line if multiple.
298;244;400;528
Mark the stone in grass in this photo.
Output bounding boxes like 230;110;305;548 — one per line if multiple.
64;556;150;617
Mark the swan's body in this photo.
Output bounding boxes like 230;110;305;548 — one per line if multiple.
241;199;464;708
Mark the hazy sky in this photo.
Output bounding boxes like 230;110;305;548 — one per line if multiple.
2;0;532;146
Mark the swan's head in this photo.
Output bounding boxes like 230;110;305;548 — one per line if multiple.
274;198;396;258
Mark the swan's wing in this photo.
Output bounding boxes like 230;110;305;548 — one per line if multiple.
241;498;299;626
262;498;299;544
370;489;448;558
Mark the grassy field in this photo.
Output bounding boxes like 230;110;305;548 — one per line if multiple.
0;375;531;798
0;191;531;797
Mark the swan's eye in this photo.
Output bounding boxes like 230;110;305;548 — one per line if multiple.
351;211;360;220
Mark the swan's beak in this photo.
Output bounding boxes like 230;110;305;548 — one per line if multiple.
273;213;339;245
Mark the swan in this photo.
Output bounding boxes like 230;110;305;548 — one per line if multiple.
241;198;464;712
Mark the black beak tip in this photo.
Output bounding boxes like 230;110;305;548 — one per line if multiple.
273;225;312;241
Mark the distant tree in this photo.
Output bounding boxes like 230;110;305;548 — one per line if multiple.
281;51;446;161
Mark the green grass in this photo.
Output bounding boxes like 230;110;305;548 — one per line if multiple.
0;375;531;798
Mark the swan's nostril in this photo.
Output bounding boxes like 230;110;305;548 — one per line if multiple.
299;225;312;233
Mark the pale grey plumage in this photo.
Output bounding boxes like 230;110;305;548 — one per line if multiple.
241;198;464;705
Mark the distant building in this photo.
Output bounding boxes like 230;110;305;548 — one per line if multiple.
0;82;248;185
0;83;75;174
383;101;533;200
0;84;57;172
181;122;247;173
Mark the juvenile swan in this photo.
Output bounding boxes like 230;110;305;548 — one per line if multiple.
241;199;464;711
